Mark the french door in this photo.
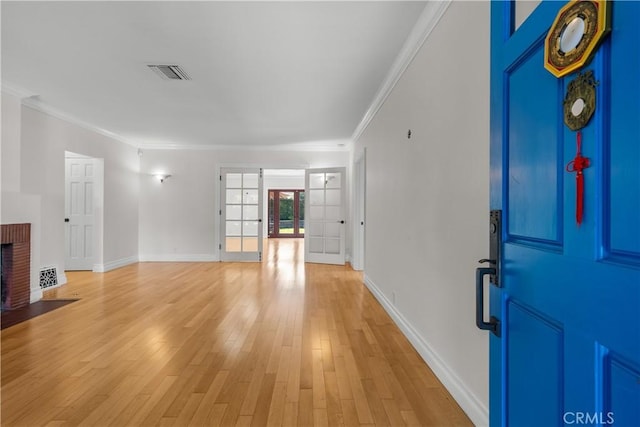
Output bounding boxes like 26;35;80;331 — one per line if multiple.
305;167;346;265
268;190;305;238
487;2;640;426
220;168;263;262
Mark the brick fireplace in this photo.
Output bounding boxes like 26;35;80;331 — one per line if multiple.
1;223;31;310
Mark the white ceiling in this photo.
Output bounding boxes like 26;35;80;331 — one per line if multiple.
1;1;427;149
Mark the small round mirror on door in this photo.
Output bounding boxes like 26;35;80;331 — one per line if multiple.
571;98;586;117
560;16;586;53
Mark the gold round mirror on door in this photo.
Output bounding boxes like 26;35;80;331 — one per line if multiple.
563;70;597;131
544;0;611;78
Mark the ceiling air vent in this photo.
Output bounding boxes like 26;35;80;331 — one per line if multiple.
147;65;191;81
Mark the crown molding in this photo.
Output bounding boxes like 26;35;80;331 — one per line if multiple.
136;139;352;152
4;79;351;153
20;96;139;148
1;82;36;99
351;0;452;142
2;80;139;148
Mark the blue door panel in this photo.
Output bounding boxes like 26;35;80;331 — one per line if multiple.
607;1;640;260
607;356;640;427
609;137;640;259
507;46;563;244
507;302;563;427
490;2;640;426
503;244;640;359
563;334;598;419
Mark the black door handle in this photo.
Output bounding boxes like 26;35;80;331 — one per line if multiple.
64;218;70;223
476;267;500;337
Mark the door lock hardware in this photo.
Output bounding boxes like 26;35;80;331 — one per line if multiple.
476;266;501;337
487;210;502;286
474;210;502;337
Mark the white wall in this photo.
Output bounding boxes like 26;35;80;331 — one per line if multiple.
2;92;44;300
1;92;22;193
1;92;140;298
352;2;490;425
138;149;348;261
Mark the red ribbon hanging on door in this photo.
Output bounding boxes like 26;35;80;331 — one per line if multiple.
566;131;590;225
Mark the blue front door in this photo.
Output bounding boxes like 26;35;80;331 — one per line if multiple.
489;2;640;426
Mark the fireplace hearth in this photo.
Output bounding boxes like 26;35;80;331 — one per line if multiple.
1;224;31;310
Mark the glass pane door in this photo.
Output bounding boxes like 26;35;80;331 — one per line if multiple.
220;168;263;261
304;167;345;265
298;191;305;235
267;190;305;238
279;191;295;235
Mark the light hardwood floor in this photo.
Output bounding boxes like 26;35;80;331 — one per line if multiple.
1;239;472;426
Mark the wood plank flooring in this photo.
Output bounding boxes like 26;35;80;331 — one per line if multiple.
1;239;472;426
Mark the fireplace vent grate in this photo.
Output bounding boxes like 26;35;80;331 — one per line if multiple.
39;267;58;289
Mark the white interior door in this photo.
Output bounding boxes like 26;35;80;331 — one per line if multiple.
220;168;263;262
353;153;366;271
305;167;346;265
65;157;94;270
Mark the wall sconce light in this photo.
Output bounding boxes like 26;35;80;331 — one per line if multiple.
153;173;172;183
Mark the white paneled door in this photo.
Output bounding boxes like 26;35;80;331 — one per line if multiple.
65;158;94;270
220;168;263;262
305;167;346;265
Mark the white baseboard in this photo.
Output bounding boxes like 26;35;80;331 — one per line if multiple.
57;271;68;286
363;274;489;427
30;287;43;303
138;254;218;262
93;255;139;273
